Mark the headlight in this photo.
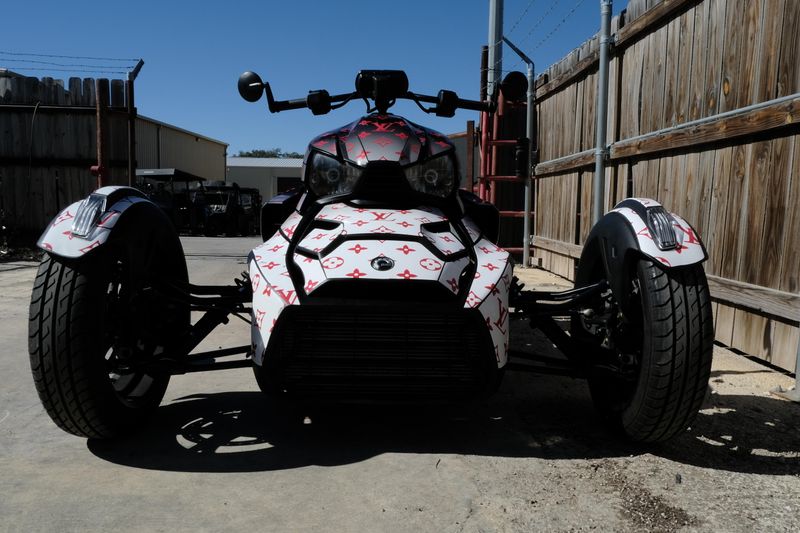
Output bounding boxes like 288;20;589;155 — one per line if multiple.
404;155;456;197
307;153;361;197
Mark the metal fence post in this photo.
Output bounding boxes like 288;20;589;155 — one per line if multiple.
592;0;613;225
502;37;534;267
487;0;504;97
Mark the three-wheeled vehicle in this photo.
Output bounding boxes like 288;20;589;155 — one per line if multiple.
28;70;713;443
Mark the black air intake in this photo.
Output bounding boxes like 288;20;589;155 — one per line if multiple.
265;305;497;401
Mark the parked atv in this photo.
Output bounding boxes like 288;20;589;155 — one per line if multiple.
202;182;261;236
28;70;713;443
135;168;206;235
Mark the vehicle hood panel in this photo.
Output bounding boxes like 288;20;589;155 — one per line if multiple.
307;113;454;166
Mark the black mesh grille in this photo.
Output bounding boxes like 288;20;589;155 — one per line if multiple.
266;305;496;401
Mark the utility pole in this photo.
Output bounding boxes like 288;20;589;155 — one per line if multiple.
593;0;613;224
487;0;504;97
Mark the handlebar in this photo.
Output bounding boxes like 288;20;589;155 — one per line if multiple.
407;91;493;115
239;70;499;117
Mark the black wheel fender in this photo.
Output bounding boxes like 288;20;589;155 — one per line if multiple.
576;211;645;316
576;203;707;315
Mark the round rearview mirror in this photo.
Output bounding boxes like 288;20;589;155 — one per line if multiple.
500;71;528;102
238;71;265;102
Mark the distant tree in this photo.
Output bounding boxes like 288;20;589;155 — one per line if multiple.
235;148;304;158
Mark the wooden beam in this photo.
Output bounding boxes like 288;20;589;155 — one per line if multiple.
532;236;583;259
707;275;800;323
534;149;595;177
610;94;800;160
616;0;701;50
535;50;599;101
531;238;800;321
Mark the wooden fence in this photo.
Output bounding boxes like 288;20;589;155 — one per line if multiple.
531;0;800;372
0;74;131;234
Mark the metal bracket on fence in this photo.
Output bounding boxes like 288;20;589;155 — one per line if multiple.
770;334;800;402
607;32;618;56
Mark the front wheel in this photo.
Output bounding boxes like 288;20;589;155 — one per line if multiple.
580;260;714;442
28;207;189;439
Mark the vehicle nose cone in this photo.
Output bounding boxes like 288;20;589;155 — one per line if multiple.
370;256;395;271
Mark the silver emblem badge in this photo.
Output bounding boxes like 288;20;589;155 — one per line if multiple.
370;256;395;271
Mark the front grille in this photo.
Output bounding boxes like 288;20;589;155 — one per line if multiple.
266;305;497;401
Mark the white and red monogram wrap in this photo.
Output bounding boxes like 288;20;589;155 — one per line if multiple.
249;203;512;367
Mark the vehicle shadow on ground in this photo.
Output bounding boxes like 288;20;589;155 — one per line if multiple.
88;369;800;475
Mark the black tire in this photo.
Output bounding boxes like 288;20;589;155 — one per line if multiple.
252;363;282;397
28;205;189;439
584;260;714;442
204;218;219;237
239;217;251;237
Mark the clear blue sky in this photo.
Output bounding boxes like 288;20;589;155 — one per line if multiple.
3;1;624;155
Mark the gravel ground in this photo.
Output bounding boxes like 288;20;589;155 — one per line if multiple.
1;238;798;532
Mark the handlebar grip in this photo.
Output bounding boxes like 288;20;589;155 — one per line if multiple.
273;98;308;112
457;98;493;112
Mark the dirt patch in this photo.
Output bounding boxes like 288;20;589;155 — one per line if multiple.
596;460;698;532
0;245;43;263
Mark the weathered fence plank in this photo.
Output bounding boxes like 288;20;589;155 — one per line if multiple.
779;134;800;293
609;94;800;159
531;0;800;372
777;1;800;97
0;74;131;233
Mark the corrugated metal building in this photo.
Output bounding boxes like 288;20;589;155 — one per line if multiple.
136;115;228;180
0;72;229;233
226;157;303;201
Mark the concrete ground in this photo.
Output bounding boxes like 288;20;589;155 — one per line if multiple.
1;236;799;532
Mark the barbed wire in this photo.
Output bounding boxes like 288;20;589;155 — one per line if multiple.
518;0;563;48
2;66;129;75
486;0;539;82
0;50;140;77
531;0;588;52
0;57;136;70
489;0;561;80
506;0;537;36
505;0;588;72
0;50;138;62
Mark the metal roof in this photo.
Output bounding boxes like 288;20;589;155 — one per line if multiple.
136;168;207;181
226;157;303;168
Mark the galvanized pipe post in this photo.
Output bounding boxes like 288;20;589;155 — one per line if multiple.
523;61;534;267
487;0;504;97
93;79;108;188
126;60;144;187
503;37;534;267
593;0;613;224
